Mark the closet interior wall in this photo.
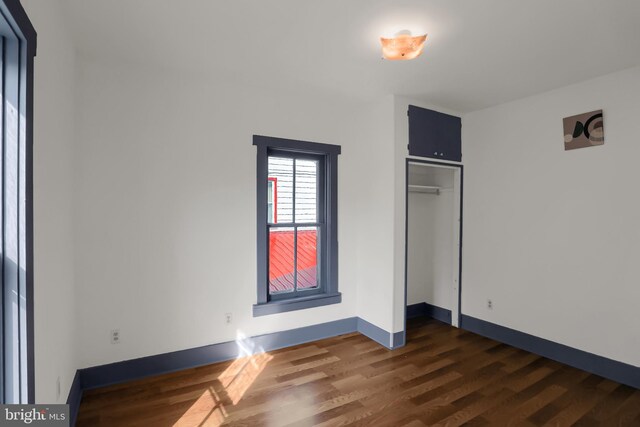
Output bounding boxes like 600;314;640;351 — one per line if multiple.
407;163;456;316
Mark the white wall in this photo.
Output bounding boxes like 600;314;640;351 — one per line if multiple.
406;192;435;305
463;66;640;366
73;57;395;368
431;189;455;310
22;0;78;403
407;189;455;310
353;95;396;335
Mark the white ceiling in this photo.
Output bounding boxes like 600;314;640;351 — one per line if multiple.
59;0;640;113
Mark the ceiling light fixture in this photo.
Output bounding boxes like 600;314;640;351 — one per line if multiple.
380;30;427;60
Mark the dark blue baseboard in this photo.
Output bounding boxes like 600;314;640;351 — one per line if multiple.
253;292;342;316
77;316;398;391
68;316;401;425
357;318;406;350
460;315;640;390
406;302;426;319
80;317;359;390
66;371;82;427
357;318;391;348
392;331;405;349
407;302;452;324
66;313;640;427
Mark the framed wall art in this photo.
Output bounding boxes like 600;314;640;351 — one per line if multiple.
563;110;604;150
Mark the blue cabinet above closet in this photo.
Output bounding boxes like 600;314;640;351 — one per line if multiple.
408;105;462;162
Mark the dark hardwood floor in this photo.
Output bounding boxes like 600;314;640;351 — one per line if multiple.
77;317;640;426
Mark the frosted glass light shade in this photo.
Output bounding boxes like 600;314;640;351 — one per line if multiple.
380;33;427;60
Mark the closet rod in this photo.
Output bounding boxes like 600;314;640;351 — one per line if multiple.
408;184;440;195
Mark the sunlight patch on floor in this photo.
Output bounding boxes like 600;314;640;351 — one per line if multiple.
173;331;273;426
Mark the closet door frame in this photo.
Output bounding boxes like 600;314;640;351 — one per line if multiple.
403;158;463;336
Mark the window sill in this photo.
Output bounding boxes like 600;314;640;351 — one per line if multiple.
253;292;342;317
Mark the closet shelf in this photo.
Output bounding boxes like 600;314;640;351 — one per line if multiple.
408;185;440;195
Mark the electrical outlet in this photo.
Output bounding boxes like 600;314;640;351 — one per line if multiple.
487;299;493;310
111;329;121;344
225;313;232;325
56;376;61;400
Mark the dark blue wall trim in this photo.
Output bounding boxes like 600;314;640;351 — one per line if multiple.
68;313;640;427
357;318;390;348
425;303;452;324
80;316;397;390
68;316;398;424
81;341;236;391
460;315;640;390
0;0;37;404
252;316;356;353
253;134;341;312
75;316;403;393
406;302;452;324
66;371;82;427
1;0;37;56
391;332;405;349
253;135;341;155
406;303;425;319
81;317;358;390
253;292;342;316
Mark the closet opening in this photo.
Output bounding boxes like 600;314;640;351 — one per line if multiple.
404;159;463;335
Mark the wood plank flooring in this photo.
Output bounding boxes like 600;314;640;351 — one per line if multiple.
77;317;640;426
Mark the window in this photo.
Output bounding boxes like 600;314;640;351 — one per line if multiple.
0;0;36;404
267;177;277;223
267;156;320;296
253;135;341;316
